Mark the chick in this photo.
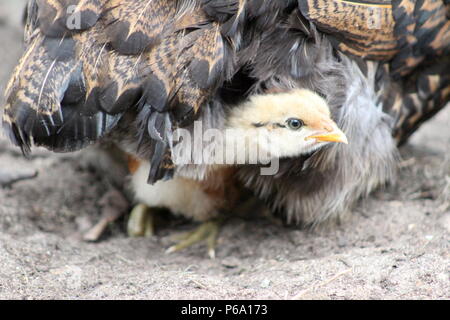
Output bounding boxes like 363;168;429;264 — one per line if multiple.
127;89;348;258
128;162;240;258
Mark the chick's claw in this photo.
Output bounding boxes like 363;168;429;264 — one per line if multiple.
127;204;156;237
166;218;225;259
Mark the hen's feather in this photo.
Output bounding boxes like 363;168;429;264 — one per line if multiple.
3;0;234;180
298;0;398;60
391;0;450;77
37;0;103;37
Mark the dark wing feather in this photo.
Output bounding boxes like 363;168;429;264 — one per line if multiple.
98;52;145;114
378;55;450;145
202;0;247;36
3;1;124;153
4;35;77;152
139;19;230;182
73;24;146;116
187;25;226;91
297;0;449;144
101;1;231;182
3;0;234;176
37;0;102;37
104;0;178;55
391;0;450;77
298;0;398;60
298;0;450;75
376;0;450;143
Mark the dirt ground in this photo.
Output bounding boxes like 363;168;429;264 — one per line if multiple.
0;1;448;300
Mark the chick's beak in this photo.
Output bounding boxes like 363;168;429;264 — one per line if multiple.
306;126;348;144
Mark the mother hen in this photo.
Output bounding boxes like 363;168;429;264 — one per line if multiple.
2;0;449;227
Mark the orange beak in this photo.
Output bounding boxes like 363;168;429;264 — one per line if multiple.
306;128;348;144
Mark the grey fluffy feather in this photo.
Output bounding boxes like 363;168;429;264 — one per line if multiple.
237;30;398;225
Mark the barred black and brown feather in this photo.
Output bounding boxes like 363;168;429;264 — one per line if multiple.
3;0;237;179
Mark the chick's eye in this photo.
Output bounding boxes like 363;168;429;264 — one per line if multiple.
286;118;304;130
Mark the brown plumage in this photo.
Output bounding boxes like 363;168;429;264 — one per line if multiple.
4;0;231;170
2;0;449;227
299;0;398;60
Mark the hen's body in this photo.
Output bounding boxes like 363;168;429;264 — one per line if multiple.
2;0;449;226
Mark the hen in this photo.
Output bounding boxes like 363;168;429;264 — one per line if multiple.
2;0;449;232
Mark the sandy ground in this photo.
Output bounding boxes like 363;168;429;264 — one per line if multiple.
0;1;449;300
